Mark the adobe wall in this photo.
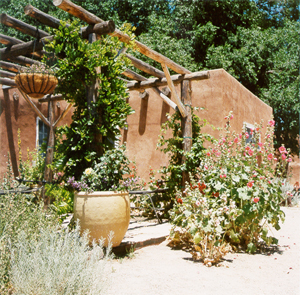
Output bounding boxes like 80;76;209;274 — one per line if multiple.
2;69;296;185
123;69;274;181
0;86;73;178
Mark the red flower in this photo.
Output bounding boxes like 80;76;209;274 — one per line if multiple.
177;198;183;204
253;197;260;203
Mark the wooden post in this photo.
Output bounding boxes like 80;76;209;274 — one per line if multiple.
43;100;55;206
181;80;192;188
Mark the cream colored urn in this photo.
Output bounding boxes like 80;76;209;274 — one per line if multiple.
74;191;130;247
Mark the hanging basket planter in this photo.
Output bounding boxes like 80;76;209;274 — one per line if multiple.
14;72;58;99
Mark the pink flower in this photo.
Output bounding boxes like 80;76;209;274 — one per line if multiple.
220;174;227;178
230;114;234;120
206;152;211;156
259;176;264;180
250;129;253;135
258;142;263;148
268;120;275;127
247;181;254;188
256;127;260;132
248;149;254;156
195;200;200;207
267;153;273;161
234;137;238;143
274;158;278;161
245;133;249;139
253;197;260;203
279;146;287;154
204;165;208;170
245;146;250;151
239;133;242;139
287;158;292;162
222;138;226;143
282;154;287;161
267;134;271;138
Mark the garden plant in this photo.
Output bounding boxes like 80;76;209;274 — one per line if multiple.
168;112;291;266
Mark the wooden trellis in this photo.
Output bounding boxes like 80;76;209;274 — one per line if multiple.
0;0;210;201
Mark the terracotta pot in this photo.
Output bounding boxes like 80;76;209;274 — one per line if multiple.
74;191;130;247
14;73;58;99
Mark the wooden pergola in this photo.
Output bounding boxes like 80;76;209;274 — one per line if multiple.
0;0;210;197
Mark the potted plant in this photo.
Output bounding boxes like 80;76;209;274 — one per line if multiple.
66;146;141;247
14;63;58;99
46;21;137;246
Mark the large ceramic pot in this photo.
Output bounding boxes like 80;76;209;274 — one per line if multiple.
14;73;58;99
74;191;130;247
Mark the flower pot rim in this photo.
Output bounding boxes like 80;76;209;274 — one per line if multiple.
76;191;129;197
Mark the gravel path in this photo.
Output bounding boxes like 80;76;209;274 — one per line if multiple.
105;207;300;295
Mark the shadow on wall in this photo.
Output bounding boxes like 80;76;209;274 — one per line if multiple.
138;91;149;135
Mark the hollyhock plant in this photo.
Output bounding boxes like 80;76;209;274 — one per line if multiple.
170;112;290;265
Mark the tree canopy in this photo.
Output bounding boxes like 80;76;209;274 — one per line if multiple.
1;0;299;154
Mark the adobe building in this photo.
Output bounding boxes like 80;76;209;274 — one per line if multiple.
0;2;298;186
3;68;298;184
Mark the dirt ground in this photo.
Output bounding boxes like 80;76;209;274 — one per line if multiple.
105;207;300;295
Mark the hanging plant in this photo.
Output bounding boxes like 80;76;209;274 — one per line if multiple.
14;63;58;99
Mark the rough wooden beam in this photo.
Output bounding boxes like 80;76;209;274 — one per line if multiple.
0;13;49;39
161;63;187;117
25;5;65;30
127;70;210;90
0;33;23;46
0;70;15;79
38;94;64;103
0;35;53;60
181;80;192;186
0;77;16;87
122;69;148;82
54;102;73;127
19;90;50;126
8;56;41;67
53;0;191;75
26;5;115;39
125;54;165;78
82;21;115;38
0;60;25;72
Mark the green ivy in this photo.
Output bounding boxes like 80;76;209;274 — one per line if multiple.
155;108;213;215
46;20;134;179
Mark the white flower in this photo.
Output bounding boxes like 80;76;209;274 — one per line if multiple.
84;168;93;176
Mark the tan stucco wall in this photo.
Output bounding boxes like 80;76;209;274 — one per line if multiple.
123;69;274;181
0;86;73;178
3;69;295;184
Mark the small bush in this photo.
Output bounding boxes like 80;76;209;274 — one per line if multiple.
10;225;112;295
169;113;291;265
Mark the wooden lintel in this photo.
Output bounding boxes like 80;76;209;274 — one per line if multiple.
161;63;187;117
0;13;49;39
19;90;50;127
127;70;210;91
0;77;16;87
53;0;191;75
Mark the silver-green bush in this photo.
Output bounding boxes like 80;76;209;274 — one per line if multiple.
10;225;112;295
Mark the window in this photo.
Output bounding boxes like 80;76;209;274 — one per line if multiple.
243;122;261;146
36;117;48;149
